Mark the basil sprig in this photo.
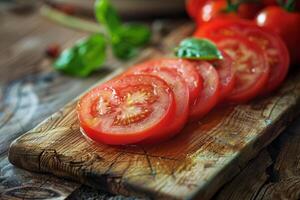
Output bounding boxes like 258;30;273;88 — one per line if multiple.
175;38;223;60
95;0;151;60
54;34;106;77
54;0;151;77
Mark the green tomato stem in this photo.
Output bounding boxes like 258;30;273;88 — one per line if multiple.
40;5;106;34
284;0;296;12
225;0;239;12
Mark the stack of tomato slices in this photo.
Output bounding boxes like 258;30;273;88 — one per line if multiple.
77;19;289;145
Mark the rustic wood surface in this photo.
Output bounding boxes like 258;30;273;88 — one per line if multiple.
1;3;300;200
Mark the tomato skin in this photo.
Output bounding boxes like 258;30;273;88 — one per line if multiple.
77;74;176;145
125;63;190;143
256;6;300;64
196;0;237;25
195;0;263;25
189;61;220;120
263;0;277;6
186;0;205;19
195;18;289;94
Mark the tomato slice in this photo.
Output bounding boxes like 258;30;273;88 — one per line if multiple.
212;35;270;103
77;74;176;145
209;51;235;100
128;59;202;104
243;27;289;93
189;61;220;119
125;62;190;142
195;19;289;94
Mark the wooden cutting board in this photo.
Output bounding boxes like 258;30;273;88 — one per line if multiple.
8;23;300;200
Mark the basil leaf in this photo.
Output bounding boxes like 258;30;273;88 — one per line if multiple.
119;23;151;46
54;34;106;77
175;38;223;60
111;37;139;60
94;0;121;34
111;24;151;60
94;0;151;60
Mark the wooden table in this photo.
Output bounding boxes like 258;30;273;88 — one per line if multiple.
1;5;300;200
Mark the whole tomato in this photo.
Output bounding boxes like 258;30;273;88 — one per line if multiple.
263;0;277;6
186;0;206;19
195;0;263;25
256;6;300;64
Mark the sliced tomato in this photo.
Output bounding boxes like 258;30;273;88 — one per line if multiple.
211;35;270;103
128;59;202;104
209;50;235;100
195;19;289;94
189;61;220;120
125;64;190;142
77;74;176;145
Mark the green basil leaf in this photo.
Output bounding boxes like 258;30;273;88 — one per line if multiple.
175;38;223;60
54;34;106;77
119;23;151;46
94;0;121;34
111;38;138;60
111;24;151;60
94;0;151;60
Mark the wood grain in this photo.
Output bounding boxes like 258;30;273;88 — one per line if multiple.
0;8;91;199
213;116;300;200
7;19;300;199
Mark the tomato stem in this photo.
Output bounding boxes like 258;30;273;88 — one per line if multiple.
284;0;296;12
225;0;259;13
225;0;239;13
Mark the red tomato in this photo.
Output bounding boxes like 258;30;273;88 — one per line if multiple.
134;59;202;104
77;74;176;145
195;19;289;93
186;0;204;18
196;0;237;24
256;6;300;64
263;0;277;6
189;61;220;119
212;35;270;103
195;0;263;25
210;51;235;100
125;64;190;142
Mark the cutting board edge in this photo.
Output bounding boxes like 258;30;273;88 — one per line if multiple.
189;100;300;200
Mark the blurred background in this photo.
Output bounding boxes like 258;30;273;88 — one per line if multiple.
0;0;187;18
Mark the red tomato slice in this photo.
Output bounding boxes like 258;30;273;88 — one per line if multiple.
209;51;235;100
125;63;190;142
189;61;220;120
128;59;202;104
127;66;189;128
243;26;290;93
195;19;289;94
77;74;176;145
212;35;270;103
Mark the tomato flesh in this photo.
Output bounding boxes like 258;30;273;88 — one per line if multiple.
195;19;289;94
77;74;176;145
212;35;270;103
209;51;235;100
189;61;220;119
129;59;202;104
125;63;190;142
